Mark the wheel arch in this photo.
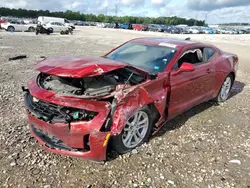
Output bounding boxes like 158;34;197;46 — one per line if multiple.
147;103;161;130
228;71;235;82
8;25;15;30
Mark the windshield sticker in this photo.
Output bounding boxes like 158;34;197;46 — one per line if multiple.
154;66;160;70
159;43;177;48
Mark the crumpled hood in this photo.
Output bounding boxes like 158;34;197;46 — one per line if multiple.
35;56;129;78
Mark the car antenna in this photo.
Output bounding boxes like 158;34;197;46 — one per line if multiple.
185;37;191;41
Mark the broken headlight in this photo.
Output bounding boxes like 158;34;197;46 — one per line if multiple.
60;108;98;123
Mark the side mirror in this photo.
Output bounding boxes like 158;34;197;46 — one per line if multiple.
180;62;195;72
172;62;195;76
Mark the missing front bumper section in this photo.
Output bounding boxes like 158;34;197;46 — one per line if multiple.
31;125;89;152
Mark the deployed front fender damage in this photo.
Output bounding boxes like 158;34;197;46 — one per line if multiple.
110;84;169;135
111;86;154;134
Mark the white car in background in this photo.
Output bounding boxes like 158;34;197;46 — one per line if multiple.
188;27;200;34
38;16;75;29
43;21;70;33
2;20;36;32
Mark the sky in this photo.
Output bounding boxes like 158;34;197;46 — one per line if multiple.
0;0;250;24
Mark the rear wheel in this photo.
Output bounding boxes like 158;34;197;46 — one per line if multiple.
215;74;233;103
7;26;15;32
112;106;153;154
28;27;35;32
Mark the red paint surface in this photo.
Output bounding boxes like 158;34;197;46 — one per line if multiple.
35;56;128;78
132;24;148;31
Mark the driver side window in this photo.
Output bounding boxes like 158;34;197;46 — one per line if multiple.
173;48;205;69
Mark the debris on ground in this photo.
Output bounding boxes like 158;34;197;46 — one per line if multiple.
9;55;27;61
168;180;175;185
229;159;241;165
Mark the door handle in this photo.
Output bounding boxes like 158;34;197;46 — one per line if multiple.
206;69;211;73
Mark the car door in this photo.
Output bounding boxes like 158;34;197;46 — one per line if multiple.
20;23;28;31
13;22;22;31
58;22;67;31
53;22;60;32
168;47;215;119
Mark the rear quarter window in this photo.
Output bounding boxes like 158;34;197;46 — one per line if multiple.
206;48;215;61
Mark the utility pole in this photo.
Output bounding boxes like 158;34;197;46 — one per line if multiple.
115;0;119;17
194;3;198;26
115;4;118;17
105;6;108;16
205;12;208;25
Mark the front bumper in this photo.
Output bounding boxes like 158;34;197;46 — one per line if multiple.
27;113;110;161
24;79;112;161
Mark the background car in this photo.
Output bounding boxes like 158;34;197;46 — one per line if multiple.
188;27;200;34
38;16;75;29
0;18;5;29
147;24;164;32
105;23;120;28
133;24;148;31
43;21;70;33
96;22;107;28
163;26;181;34
120;23;133;29
203;28;215;34
1;20;36;32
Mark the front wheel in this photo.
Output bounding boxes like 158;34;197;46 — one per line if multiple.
215;74;233;103
112;106;153;154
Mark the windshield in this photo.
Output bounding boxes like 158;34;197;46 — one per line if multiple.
105;42;177;74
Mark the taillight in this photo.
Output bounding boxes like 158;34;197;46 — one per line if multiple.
233;56;238;64
233;56;239;72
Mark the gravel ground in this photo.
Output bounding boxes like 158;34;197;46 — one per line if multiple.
0;27;250;188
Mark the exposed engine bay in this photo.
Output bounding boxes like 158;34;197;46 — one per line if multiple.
38;67;146;98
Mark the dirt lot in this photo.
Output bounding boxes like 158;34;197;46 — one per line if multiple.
0;27;250;188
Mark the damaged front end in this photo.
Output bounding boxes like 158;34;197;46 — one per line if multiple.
37;66;146;99
23;57;152;161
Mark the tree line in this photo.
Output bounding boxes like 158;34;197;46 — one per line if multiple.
0;7;205;26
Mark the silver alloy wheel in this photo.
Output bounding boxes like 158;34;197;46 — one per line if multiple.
122;111;149;148
220;77;232;101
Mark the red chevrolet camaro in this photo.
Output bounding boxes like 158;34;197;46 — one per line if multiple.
23;38;238;161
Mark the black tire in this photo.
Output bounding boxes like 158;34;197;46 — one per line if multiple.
47;28;53;35
48;28;53;33
28;27;35;32
215;74;234;103
60;31;64;35
112;106;153;154
7;26;15;32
